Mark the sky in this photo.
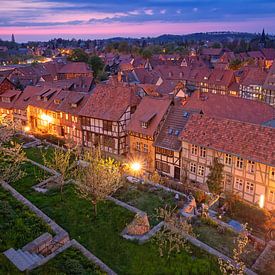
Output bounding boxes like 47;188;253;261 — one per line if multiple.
0;0;274;42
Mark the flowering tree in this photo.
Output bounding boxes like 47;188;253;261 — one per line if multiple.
75;148;123;216
218;225;248;275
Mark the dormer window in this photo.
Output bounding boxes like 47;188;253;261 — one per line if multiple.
71;103;77;108
37;95;41;100
141;122;148;129
54;99;61;104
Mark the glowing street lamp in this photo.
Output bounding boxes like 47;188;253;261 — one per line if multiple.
130;161;142;172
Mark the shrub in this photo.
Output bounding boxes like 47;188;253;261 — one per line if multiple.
194;190;206;204
201;216;218;228
225;193;272;235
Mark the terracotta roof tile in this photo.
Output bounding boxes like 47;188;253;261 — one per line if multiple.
79;83;140;121
180;114;275;166
183;91;274;124
127;97;171;137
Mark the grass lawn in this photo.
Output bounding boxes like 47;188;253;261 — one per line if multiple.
193;220;262;267
114;184;177;226
23;147;54;165
10;174;220;275
32;247;102;275
0;187;51;275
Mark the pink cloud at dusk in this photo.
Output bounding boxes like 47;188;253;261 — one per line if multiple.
1;20;274;41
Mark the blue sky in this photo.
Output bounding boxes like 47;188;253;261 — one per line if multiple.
0;0;274;41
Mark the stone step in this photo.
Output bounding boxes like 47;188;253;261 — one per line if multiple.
17;249;36;266
4;248;30;271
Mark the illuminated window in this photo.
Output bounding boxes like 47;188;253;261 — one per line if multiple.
245;182;254;194
190;162;197;173
236;157;243;169
200;147;206;158
268;190;275;203
65;113;69;120
234;178;243;191
143;143;148;153
191;145;198;156
136;142;141;151
247;160;255;173
225;154;232;165
198;165;205;176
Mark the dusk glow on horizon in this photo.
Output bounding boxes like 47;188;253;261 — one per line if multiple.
0;0;274;41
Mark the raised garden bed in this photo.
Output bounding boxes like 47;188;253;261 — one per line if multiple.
113;183;179;225
192;217;263;267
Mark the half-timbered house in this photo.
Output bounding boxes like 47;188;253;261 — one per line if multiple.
180;114;275;210
127;97;171;172
154;104;198;180
79;83;140;155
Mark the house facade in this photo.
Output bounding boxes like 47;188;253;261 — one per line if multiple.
180;114;275;210
127;97;171;172
79;83;139;155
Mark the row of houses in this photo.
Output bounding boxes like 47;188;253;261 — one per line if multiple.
0;60;275;211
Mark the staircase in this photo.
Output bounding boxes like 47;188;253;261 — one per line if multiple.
4;248;44;271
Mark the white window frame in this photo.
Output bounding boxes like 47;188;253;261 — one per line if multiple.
190;162;197;174
225;154;232;165
199;147;206;158
245;182;254;195
234;178;244;191
198;165;205;176
236;157;243;169
247;160;255;174
191;145;198;156
268;190;275;203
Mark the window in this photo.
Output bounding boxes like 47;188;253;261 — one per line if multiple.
103;121;112;131
141;122;148;129
245;182;254;194
155;147;173;157
199;147;206;158
65;113;69;120
234;178;244;191
191;145;198;156
236;157;243;169
190;162;197;173
156;161;170;173
136;142;141;151
270;169;275;180
247;160;255;173
225;154;232;165
198;165;205;176
224;173;233;186
143;143;148;153
268;190;275;203
103;136;115;149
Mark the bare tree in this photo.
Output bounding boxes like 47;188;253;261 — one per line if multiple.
43;147;75;198
75;148;123;216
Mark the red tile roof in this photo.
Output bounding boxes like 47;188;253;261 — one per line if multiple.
261;48;275;60
180;114;275;166
59;62;92;74
183;91;274;125
13;86;42;110
127;97;171;137
0;90;22;109
240;68;267;86
79;83;140;121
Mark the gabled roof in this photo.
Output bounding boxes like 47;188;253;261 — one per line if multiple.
261;48;275;60
154;105;198;151
56;91;89;115
183;91;274;125
59;62;92;74
13;86;42;110
0;89;22;109
202;48;223;56
127;97;171;137
79;83;140;121
180;114;275;166
240;68;267;86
